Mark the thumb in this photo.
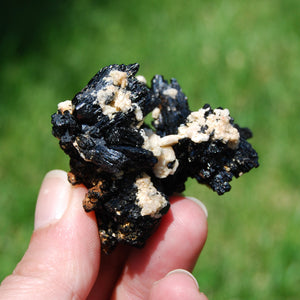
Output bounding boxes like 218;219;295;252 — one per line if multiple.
0;170;100;300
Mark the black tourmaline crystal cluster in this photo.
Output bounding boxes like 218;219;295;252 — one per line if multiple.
51;63;259;253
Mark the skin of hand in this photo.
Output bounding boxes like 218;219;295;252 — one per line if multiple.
0;170;208;300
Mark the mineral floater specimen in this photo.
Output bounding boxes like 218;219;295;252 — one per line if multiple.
51;63;259;253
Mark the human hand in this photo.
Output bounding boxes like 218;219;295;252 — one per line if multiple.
0;170;208;299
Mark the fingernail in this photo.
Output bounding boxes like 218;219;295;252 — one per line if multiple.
166;269;199;289
185;196;208;218
34;170;71;230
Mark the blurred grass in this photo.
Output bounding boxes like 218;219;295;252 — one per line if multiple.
0;0;299;298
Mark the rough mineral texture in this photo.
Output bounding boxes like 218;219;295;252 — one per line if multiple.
51;63;259;253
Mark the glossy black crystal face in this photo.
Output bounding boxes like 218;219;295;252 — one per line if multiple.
51;63;259;253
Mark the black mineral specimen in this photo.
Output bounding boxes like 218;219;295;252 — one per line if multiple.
51;63;259;253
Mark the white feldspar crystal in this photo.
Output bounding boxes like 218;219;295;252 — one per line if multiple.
95;70;143;121
151;107;161;119
104;70;128;88
58;100;73;114
141;129;179;178
178;107;240;149
135;173;168;217
162;87;178;99
136;75;147;84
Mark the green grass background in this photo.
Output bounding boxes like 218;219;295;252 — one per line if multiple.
1;0;299;298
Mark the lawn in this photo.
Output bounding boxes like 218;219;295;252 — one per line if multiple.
1;0;300;298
